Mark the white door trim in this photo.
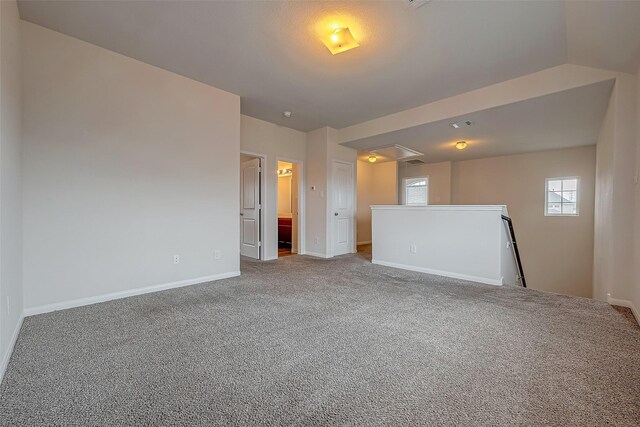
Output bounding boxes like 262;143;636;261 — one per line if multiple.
276;156;306;256
329;159;356;258
240;151;266;260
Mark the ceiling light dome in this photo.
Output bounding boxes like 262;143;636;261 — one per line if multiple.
455;141;468;150
321;27;359;55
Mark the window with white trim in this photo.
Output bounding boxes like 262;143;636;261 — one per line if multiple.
403;177;429;206
545;177;579;216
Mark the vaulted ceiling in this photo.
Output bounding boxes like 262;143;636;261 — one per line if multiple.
18;1;640;132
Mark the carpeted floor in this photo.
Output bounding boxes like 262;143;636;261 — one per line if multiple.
1;251;639;426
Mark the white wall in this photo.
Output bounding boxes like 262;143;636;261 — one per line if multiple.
22;22;241;312
356;160;373;244
452;146;596;298
389;147;596;297
356;160;397;244
305;128;328;256
277;175;292;215
372;205;515;286
0;0;24;379
240;115;306;260
593;74;638;308
593;90;615;302
397;161;452;205
633;68;640;319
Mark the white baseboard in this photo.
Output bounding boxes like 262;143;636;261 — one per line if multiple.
372;259;503;286
0;311;24;384
607;295;640;323
357;240;372;245
24;271;240;317
304;251;330;259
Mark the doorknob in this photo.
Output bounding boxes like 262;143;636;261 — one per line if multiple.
334;212;338;216
240;213;244;216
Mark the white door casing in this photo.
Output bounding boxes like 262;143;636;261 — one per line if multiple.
240;158;261;259
332;161;354;256
291;164;299;253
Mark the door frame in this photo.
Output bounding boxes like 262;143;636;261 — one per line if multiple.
240;150;266;261
328;159;356;258
276;156;306;256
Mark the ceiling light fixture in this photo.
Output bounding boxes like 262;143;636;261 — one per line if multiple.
368;154;377;163
455;141;468;150
283;111;292;118
322;27;359;55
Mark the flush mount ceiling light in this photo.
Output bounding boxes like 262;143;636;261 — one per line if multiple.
283;111;292;118
368;154;377;163
322;27;359;55
455;141;468;150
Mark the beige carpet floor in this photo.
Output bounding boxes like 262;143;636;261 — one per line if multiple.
1;251;638;426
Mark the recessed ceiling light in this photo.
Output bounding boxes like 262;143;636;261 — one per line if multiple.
321;27;359;55
283;111;292;118
450;122;461;129
455;141;468;150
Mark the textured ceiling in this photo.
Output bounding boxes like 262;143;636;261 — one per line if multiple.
17;1;640;132
346;80;614;164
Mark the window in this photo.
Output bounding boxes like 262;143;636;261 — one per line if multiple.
545;177;579;216
403;177;429;206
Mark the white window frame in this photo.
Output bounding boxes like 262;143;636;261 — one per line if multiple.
402;176;429;206
545;176;580;217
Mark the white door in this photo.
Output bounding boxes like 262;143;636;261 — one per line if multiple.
240;158;261;259
332;161;354;256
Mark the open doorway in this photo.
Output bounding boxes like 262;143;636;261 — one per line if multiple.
240;153;264;260
277;160;300;258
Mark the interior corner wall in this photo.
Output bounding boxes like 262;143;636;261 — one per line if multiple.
240;115;306;260
593;74;638;306
356;160;398;245
21;22;241;312
305;128;329;256
633;68;640;317
397;161;452;205
593;89;616;302
452;146;597;298
0;0;24;379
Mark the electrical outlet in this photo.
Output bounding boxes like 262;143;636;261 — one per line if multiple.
314;237;319;245
173;254;180;264
410;244;417;254
214;250;221;260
